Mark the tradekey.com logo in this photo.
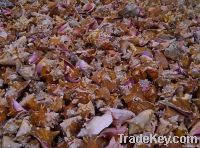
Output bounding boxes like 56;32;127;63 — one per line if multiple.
119;134;198;145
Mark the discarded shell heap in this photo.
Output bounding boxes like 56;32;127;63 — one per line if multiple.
0;0;200;147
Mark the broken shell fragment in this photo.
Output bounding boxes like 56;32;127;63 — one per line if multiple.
78;112;113;137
